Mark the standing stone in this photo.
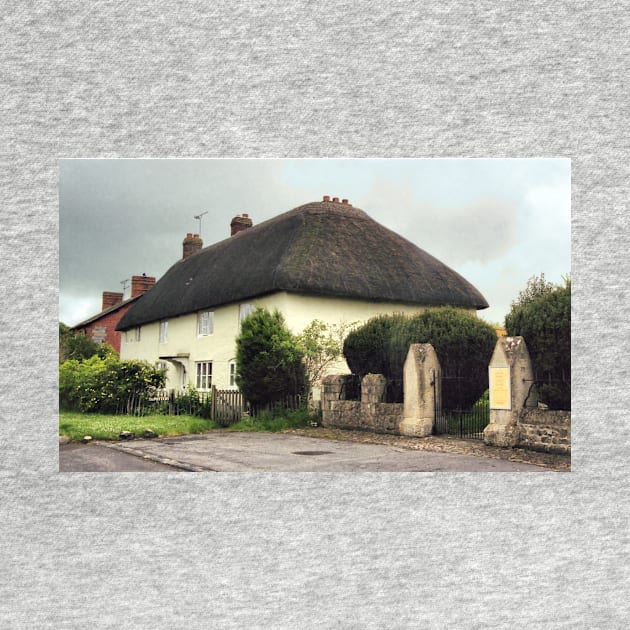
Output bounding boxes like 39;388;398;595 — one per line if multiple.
484;336;536;448
399;344;440;437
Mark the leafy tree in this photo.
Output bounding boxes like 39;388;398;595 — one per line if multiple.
343;308;497;408
510;273;556;309
296;319;357;398
59;322;115;364
505;275;571;409
235;308;306;407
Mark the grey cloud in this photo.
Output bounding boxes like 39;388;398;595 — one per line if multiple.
364;180;518;267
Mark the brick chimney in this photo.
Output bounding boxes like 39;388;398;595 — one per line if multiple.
102;291;123;311
131;274;156;298
183;233;203;259
230;213;253;236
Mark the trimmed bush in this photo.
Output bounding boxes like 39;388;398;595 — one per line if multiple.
505;275;571;409
235;308;306;406
343;308;497;408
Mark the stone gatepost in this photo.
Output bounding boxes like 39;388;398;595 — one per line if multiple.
399;343;440;437
484;336;536;448
321;374;347;420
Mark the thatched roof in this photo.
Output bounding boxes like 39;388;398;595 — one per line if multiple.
117;200;488;330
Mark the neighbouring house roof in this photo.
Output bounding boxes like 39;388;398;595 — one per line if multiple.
117;200;488;330
72;295;142;330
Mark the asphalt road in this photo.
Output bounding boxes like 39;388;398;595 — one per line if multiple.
59;433;551;472
60;443;185;472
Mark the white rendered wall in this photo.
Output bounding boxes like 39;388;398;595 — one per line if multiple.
120;291;476;391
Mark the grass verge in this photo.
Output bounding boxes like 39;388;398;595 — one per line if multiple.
59;411;219;441
225;407;314;433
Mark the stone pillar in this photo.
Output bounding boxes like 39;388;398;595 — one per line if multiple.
321;374;347;425
361;374;387;404
484;336;536;448
399;343;440;437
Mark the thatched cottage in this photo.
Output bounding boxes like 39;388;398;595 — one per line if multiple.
116;197;488;392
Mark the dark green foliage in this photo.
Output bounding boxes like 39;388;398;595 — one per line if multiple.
59;322;114;363
343;308;497;409
505;275;571;409
235;308;306;406
59;355;165;413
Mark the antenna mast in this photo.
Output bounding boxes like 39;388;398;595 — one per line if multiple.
120;278;129;298
193;211;208;237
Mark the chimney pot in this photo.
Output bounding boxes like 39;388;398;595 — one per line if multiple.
243;213;249;218
342;199;349;204
323;195;330;202
230;214;253;236
332;197;339;203
183;233;203;259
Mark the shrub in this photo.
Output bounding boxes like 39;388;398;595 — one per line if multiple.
343;308;497;408
505;275;571;409
59;355;165;413
59;322;115;363
235;308;306;406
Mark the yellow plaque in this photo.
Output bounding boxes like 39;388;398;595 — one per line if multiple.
489;367;511;410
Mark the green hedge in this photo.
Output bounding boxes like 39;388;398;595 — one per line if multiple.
343;308;497;409
505;277;571;409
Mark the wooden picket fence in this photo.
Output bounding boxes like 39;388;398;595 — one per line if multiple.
210;386;245;426
209;386;305;426
121;389;212;417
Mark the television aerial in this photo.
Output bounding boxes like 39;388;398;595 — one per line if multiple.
193;211;208;237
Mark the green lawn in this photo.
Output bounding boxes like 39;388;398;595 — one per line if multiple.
59;411;219;441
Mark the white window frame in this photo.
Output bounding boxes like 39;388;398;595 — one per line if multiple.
197;310;214;336
159;320;168;343
135;326;141;342
239;303;255;327
228;360;237;388
196;361;213;390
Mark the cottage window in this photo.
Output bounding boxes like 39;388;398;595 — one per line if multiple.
196;361;212;390
239;303;255;324
197;311;214;336
229;360;236;388
159;320;168;343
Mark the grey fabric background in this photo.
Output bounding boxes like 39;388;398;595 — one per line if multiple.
1;2;627;628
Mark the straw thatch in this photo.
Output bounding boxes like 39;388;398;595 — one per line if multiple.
117;200;488;330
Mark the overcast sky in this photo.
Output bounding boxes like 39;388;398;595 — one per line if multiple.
59;158;571;328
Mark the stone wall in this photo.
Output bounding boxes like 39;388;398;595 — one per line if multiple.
325;400;404;434
485;336;571;454
321;344;439;438
517;409;571;455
